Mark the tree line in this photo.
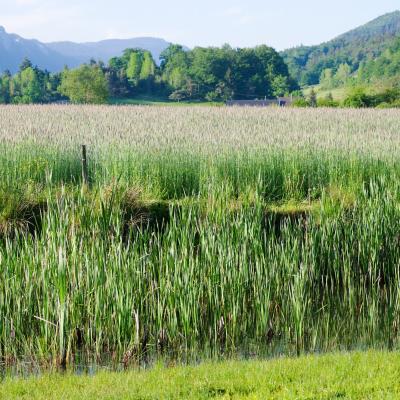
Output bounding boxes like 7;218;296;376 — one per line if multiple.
318;38;400;91
0;44;297;104
282;12;400;87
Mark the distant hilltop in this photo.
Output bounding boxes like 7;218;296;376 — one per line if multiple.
0;26;175;73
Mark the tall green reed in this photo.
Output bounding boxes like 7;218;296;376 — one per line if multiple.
0;179;399;363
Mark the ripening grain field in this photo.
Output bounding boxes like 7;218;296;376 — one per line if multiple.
0;105;399;371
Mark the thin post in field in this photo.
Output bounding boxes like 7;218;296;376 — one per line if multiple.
81;144;89;186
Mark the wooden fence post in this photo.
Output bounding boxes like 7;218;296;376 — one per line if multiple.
81;144;89;186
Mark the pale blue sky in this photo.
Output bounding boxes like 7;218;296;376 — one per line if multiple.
2;0;399;49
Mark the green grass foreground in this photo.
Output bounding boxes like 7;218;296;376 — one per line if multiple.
2;351;400;399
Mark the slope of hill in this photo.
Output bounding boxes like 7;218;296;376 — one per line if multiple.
0;26;173;73
282;11;400;86
358;36;400;84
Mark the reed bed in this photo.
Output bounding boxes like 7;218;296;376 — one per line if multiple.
0;105;399;367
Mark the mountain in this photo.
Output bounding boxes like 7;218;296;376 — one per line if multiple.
0;26;173;73
282;11;400;86
0;26;74;73
46;37;173;66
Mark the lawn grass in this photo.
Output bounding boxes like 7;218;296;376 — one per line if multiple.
303;85;349;101
2;351;400;399
110;96;222;106
302;84;392;103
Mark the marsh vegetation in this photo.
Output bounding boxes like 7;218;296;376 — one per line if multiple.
0;106;399;369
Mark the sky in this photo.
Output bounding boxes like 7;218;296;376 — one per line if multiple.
1;0;399;50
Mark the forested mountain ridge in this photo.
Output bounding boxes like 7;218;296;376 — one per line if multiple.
282;11;400;86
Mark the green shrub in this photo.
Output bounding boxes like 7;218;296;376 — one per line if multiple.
317;97;339;108
292;97;309;107
343;87;373;108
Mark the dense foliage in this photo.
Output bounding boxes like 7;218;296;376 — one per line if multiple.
316;37;400;95
99;44;297;101
0;44;296;104
282;11;400;86
58;64;109;104
358;37;400;84
0;58;61;104
160;44;296;100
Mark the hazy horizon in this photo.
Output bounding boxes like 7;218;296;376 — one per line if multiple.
1;1;399;50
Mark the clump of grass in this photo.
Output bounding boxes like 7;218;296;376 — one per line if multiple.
0;185;46;238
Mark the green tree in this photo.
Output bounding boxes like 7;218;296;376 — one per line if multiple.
106;48;161;97
160;45;190;92
107;54;131;97
0;71;12;104
12;67;43;104
334;63;351;86
139;52;155;80
343;87;371;108
168;67;187;89
160;45;187;70
126;52;143;86
20;67;42;103
19;57;33;72
272;75;290;97
320;68;335;89
58;65;109;104
139;51;156;94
